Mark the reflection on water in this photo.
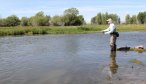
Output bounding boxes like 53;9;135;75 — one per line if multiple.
104;51;119;82
109;51;118;75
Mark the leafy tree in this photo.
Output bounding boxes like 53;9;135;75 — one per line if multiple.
125;14;130;24
91;12;119;25
118;18;121;24
130;15;137;24
29;11;50;26
137;12;145;24
91;16;97;24
0;19;6;27
5;15;20;26
51;15;64;26
101;13;106;25
21;17;29;26
74;15;85;25
108;14;119;24
63;8;84;26
143;12;146;24
96;13;102;25
64;8;79;16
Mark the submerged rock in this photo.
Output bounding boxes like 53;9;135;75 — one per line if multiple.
117;47;130;51
117;46;146;53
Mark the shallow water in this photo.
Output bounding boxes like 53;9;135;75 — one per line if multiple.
0;32;146;84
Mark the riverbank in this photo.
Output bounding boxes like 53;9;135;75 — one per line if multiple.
0;24;146;36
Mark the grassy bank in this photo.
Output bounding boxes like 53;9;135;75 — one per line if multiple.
0;24;146;36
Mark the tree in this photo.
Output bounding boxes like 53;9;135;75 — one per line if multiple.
118;18;121;24
64;8;79;16
130;15;137;24
21;17;29;26
125;14;130;24
96;13;102;25
0;19;7;27
108;14;119;24
101;13;107;25
51;15;64;26
36;11;44;16
5;15;20;26
63;8;84;26
29;11;50;26
137;12;145;24
91;16;97;24
143;12;146;24
74;15;85;25
91;12;120;25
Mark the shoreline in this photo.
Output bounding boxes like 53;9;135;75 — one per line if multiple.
0;25;146;37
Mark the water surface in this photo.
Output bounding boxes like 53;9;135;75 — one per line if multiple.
0;32;146;84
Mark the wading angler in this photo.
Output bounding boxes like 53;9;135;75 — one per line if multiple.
101;18;119;51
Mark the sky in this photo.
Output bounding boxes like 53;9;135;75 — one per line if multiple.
0;0;146;23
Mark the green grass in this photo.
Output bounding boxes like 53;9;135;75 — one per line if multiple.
116;24;146;32
0;24;146;36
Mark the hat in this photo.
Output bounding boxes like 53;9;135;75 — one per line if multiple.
106;18;112;22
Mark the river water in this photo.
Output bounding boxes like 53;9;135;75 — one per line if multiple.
0;32;146;84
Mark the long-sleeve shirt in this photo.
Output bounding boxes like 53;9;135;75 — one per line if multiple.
103;23;116;34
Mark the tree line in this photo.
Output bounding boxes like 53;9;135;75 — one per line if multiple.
0;8;85;27
0;8;146;27
125;12;146;24
91;12;120;24
91;11;146;25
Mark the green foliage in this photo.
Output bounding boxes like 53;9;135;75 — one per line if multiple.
125;14;137;24
63;8;84;26
1;15;20;27
51;15;64;26
21;17;29;26
7;15;20;26
0;19;6;26
137;12;146;24
91;16;97;24
96;13;102;25
1;8;146;27
64;8;79;16
130;15;137;24
29;11;50;26
91;12;119;25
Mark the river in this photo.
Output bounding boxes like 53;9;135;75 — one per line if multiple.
0;32;146;84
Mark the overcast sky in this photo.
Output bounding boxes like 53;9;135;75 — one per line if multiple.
0;0;146;23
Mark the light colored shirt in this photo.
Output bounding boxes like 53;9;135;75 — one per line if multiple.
103;23;116;34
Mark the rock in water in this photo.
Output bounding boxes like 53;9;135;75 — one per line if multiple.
117;47;130;51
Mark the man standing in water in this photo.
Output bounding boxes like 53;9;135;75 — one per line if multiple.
101;18;118;51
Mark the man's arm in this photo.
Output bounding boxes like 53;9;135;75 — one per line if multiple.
102;27;110;32
104;24;115;34
104;27;115;34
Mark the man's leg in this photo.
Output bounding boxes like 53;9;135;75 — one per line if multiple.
110;35;117;51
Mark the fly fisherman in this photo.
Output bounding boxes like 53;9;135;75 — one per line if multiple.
101;18;118;51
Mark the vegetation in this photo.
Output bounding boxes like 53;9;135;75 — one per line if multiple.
91;12;120;24
0;24;146;36
0;8;85;27
0;7;146;27
0;7;146;36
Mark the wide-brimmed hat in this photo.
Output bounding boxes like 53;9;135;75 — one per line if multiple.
106;18;112;22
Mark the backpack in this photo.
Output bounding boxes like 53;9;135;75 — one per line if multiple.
111;32;119;37
115;32;119;37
